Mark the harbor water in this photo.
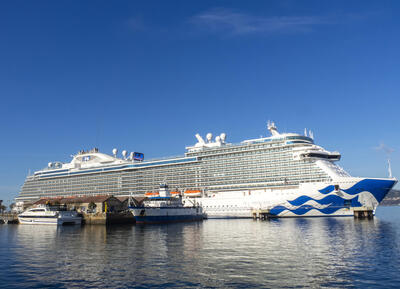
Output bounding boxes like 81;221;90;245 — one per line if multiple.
1;207;400;288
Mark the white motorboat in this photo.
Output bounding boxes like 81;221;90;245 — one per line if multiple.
18;205;82;225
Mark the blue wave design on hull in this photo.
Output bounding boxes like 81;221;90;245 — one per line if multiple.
318;179;396;203
288;194;361;207
270;179;396;217
318;185;335;195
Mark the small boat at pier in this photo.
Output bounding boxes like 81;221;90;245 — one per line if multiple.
18;205;82;225
129;183;204;224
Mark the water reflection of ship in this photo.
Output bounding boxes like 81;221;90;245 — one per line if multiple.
12;225;109;286
129;221;204;283
8;212;400;288
194;218;398;288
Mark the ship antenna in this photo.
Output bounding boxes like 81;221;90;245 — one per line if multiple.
309;130;314;139
128;192;133;208
375;142;394;178
388;158;393;179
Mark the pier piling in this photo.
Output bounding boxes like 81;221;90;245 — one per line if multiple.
251;209;270;220
353;207;374;219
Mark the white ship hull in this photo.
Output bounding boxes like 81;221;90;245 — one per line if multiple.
16;122;397;220
197;177;397;218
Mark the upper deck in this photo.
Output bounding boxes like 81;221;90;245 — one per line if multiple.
30;122;338;180
19;122;349;202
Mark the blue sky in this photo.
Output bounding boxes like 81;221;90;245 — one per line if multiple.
1;0;400;205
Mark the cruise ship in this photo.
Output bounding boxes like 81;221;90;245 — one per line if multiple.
16;122;397;218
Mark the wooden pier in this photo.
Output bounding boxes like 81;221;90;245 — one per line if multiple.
252;209;270;220
353;207;374;219
0;213;19;224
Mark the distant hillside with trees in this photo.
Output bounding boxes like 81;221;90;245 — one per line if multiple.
381;190;400;206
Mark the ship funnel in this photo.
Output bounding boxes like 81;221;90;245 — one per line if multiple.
129;152;134;161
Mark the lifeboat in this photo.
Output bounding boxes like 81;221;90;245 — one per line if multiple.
145;192;159;197
184;190;201;197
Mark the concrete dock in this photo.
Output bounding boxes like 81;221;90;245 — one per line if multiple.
252;209;270;220
0;213;19;224
353;207;374;219
83;211;135;225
